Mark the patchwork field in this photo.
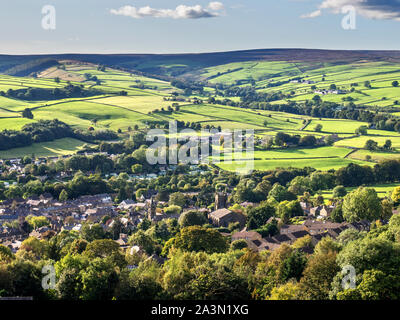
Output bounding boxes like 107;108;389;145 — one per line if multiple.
334;135;400;149
348;149;400;162
213;146;371;173
0;138;90;159
320;183;400;200
218;157;371;173
199;60;400;108
1;57;400;172
304;119;368;134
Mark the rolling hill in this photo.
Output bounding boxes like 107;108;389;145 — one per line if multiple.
1;48;400;171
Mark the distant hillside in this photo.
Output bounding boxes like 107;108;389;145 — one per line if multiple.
3;58;59;76
2;48;400;79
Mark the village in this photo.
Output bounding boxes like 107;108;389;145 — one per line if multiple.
0;185;371;258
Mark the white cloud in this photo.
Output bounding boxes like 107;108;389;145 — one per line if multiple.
110;2;225;19
208;2;224;11
302;0;400;21
301;9;322;19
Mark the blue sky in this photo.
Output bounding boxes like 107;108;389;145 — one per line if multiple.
0;0;400;54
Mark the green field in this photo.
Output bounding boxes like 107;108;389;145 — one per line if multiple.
0;117;36;130
217;157;371;173
320;183;400;200
1;57;400;172
200;60;400;108
304;119;368;134
0;138;91;159
349;149;400;161
334;135;400;148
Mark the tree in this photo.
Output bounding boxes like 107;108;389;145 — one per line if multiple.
391;186;400;203
340;269;400;300
129;230;156;255
274;132;291;147
392;80;399;87
246;204;275;229
231;240;248;250
330;204;344;223
342;187;382;222
83;239;125;267
173;226;228;254
330;237;400;299
22;108;34;119
26;215;49;230
288;176;312;196
163;205;181;215
333;185;347;198
299;135;317;147
59;189;69;201
298;251;340;300
161;250;249;300
117;260;163;300
0;244;14;263
268;183;296;202
313;195;324;207
313;236;341;256
80;258;119;300
268;281;301;300
383;139;392;150
169;192;187;207
314;124;323;132
68;239;88;255
381;199;393;221
277;201;303;223
178;210;207;228
80;223;106;242
364;139;378;151
131;164;143;174
254;244;306;298
355;125;368;136
6;259;45;298
312;95;322;105
324;135;335;146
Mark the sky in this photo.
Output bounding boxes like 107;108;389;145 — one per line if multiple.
0;0;400;54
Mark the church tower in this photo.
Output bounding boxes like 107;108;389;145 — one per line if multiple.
148;196;157;221
215;192;227;210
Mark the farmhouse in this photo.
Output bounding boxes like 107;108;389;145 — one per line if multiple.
309;205;334;217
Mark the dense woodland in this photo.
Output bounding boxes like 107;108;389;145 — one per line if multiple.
0;83;103;101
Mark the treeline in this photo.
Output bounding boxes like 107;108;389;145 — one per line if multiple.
0;120;73;150
74;129;118;143
245;101;400;133
0;120;118;151
335;160;400;187
204;90;400;134
223;86;288;103
270;132;323;148
0;83;103;101
170;79;204;94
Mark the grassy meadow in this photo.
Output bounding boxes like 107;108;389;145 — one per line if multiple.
1;58;400;172
0;138;90;159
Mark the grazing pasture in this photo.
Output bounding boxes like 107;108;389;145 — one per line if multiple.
0;138;90;159
2;57;400;172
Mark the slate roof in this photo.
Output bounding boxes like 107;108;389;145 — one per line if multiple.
210;208;232;219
